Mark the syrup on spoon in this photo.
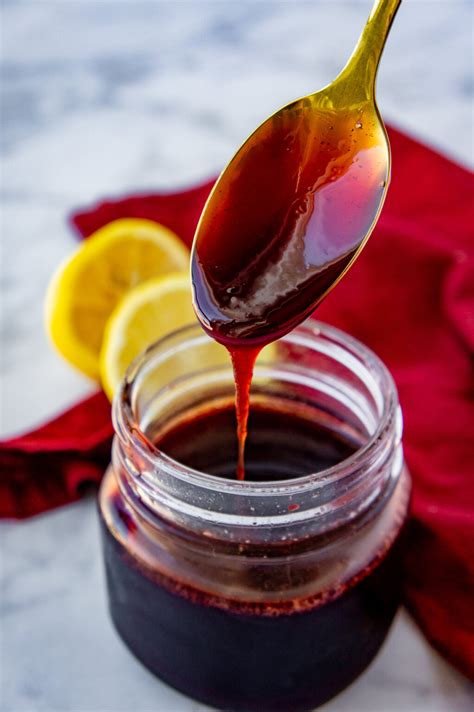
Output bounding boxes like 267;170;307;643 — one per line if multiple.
191;0;402;478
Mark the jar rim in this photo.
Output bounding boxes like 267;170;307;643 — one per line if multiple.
114;319;399;498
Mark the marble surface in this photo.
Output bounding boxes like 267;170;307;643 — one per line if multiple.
1;1;473;711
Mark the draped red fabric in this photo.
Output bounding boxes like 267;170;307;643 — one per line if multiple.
1;126;473;678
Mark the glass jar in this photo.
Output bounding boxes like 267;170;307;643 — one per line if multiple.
99;319;410;712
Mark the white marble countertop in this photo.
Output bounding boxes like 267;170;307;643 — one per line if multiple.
1;1;473;711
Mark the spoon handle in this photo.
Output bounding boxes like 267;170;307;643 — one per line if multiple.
337;0;402;100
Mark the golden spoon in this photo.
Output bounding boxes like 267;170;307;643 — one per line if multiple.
191;0;402;347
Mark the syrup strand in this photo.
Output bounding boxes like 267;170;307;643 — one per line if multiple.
229;346;261;480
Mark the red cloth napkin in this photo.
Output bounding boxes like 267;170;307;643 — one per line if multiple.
1;127;473;678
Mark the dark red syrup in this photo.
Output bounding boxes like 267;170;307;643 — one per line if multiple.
155;401;356;481
100;403;407;712
191;105;387;477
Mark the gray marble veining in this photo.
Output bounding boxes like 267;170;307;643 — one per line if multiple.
1;1;473;711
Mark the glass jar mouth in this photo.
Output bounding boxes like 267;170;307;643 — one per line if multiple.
114;319;399;499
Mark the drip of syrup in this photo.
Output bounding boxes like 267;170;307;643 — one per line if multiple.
229;346;262;480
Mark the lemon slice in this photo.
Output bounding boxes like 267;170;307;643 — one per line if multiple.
45;219;190;379
100;273;196;400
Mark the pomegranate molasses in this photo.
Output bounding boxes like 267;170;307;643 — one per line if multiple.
101;498;405;712
100;396;409;712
